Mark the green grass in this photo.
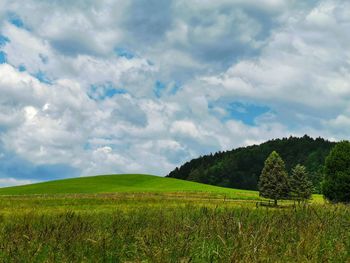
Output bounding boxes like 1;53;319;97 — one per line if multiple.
0;194;348;262
0;174;259;200
0;174;341;262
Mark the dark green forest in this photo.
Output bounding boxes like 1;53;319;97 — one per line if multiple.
167;135;335;193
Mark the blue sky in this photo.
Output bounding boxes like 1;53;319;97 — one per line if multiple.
0;0;350;186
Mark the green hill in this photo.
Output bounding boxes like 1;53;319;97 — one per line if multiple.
167;135;335;192
0;174;258;199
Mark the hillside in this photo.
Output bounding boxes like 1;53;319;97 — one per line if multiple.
0;174;258;199
167;135;335;192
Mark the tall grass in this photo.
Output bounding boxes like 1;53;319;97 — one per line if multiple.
0;194;348;262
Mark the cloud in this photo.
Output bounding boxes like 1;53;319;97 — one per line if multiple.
123;0;173;45
202;0;350;128
0;141;79;183
0;0;349;186
0;178;34;187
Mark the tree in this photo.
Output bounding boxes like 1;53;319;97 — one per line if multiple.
290;164;313;204
258;151;290;206
323;141;350;203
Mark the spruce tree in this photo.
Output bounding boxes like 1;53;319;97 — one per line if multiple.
290;164;313;204
258;151;290;206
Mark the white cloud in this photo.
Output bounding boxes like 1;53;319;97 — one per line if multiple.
0;177;34;187
203;0;350;116
171;121;201;139
0;0;350;186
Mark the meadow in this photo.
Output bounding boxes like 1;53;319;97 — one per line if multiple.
0;175;348;262
0;174;259;198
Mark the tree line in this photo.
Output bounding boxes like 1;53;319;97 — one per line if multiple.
168;135;335;193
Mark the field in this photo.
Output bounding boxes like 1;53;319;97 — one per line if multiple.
0;174;348;262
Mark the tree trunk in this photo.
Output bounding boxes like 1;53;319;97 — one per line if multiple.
274;199;278;206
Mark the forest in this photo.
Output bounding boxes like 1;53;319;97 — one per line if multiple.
167;135;335;193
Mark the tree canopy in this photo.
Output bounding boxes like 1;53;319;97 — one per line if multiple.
323;141;350;203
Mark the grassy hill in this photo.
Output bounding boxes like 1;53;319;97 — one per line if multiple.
0;174;259;199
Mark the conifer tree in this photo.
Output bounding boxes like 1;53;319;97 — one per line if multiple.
290;164;313;204
258;151;290;206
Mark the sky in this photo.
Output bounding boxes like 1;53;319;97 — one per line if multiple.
0;0;350;186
